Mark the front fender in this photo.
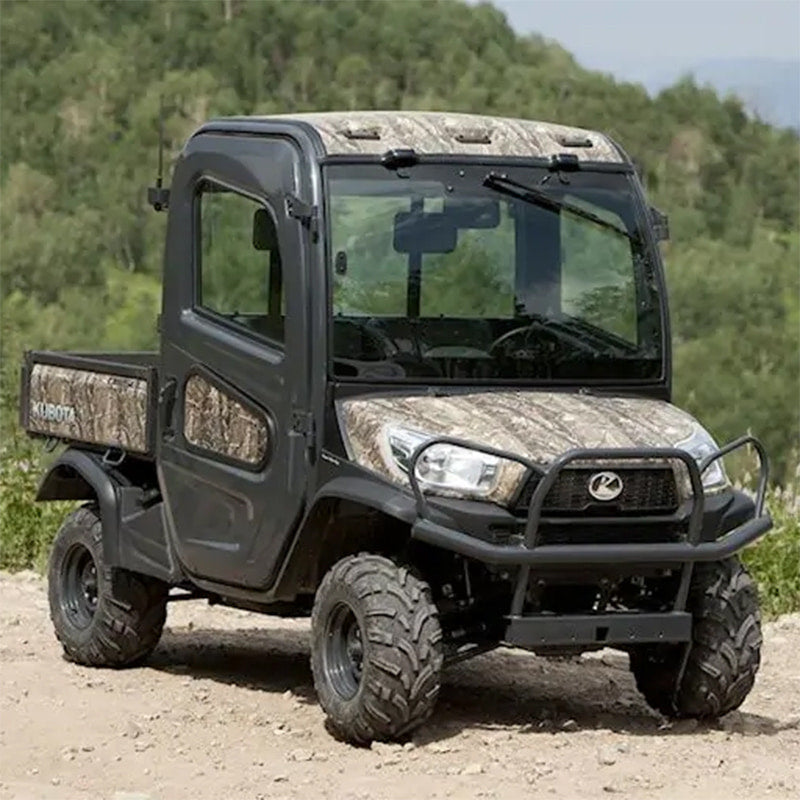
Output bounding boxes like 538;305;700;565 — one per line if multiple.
272;474;418;600
309;476;417;524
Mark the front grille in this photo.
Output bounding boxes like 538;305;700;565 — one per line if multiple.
515;466;679;516
535;521;686;546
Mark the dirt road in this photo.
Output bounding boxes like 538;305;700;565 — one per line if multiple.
1;570;798;800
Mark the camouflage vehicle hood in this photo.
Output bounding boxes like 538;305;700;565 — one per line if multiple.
338;391;701;506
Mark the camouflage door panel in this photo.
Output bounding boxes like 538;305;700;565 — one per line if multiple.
27;364;149;453
183;375;269;466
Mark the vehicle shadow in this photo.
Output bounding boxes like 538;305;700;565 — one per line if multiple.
148;625;784;742
150;624;317;700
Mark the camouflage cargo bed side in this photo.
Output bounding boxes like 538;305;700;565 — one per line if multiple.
21;352;158;455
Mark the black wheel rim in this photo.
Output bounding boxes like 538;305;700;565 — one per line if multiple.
323;602;364;700
61;543;98;629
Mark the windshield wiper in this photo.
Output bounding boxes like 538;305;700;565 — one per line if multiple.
483;172;637;242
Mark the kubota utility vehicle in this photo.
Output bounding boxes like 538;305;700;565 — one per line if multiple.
21;111;771;743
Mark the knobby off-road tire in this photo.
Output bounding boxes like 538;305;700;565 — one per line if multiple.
630;557;761;718
311;554;443;744
48;505;168;667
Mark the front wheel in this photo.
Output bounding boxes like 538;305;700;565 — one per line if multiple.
48;505;168;667
630;557;761;718
311;554;443;744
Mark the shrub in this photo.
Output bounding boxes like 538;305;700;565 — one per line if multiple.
0;431;72;572
743;474;800;617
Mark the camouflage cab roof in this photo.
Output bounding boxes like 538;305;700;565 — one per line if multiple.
254;111;624;162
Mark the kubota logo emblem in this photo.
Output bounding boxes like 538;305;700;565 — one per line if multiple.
587;471;623;501
31;401;76;425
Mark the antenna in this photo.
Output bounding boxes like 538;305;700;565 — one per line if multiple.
147;96;170;212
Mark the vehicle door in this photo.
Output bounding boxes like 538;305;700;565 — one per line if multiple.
157;132;311;590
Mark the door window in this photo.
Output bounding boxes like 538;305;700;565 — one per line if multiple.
196;181;285;345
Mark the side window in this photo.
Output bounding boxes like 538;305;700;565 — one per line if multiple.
197;181;285;345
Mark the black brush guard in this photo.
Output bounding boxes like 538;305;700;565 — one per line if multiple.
408;435;771;649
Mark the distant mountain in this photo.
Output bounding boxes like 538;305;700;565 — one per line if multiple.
642;58;800;131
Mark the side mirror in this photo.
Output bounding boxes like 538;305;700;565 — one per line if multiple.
393;211;457;254
253;208;278;250
650;207;670;242
443;197;500;229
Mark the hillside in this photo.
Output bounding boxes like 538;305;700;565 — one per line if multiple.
642;58;800;132
0;0;798;570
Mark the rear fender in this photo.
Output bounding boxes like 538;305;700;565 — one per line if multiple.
37;448;178;583
37;449;124;565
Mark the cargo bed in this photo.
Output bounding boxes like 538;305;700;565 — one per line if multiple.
20;351;159;457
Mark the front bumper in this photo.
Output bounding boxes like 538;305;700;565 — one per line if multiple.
412;511;772;567
407;435;771;647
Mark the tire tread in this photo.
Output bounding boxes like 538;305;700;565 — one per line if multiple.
48;505;168;668
311;554;443;744
631;557;761;718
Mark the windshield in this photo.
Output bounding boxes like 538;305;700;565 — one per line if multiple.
325;163;665;383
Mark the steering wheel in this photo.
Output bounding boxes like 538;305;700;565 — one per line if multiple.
489;321;558;357
488;321;602;378
333;318;400;360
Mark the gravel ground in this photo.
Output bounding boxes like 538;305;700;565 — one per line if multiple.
1;570;799;800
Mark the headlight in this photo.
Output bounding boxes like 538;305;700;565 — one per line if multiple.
385;426;500;496
676;424;727;490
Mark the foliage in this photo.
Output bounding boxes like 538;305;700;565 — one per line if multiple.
0;430;72;572
743;477;800;617
0;0;797;609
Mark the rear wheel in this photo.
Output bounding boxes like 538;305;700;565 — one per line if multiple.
48;505;168;667
630;557;761;718
311;554;443;744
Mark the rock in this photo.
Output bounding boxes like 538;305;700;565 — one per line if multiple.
777;715;800;731
287;748;314;762
597;747;617;766
560;719;579;732
462;763;484;776
273;775;288;783
372;741;402;756
616;742;630;754
718;712;765;736
124;721;142;739
671;718;699;734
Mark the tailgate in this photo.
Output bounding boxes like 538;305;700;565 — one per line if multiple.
20;351;158;457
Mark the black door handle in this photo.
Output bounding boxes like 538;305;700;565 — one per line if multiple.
158;378;177;437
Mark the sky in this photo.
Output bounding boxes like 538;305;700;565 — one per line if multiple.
487;0;800;78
